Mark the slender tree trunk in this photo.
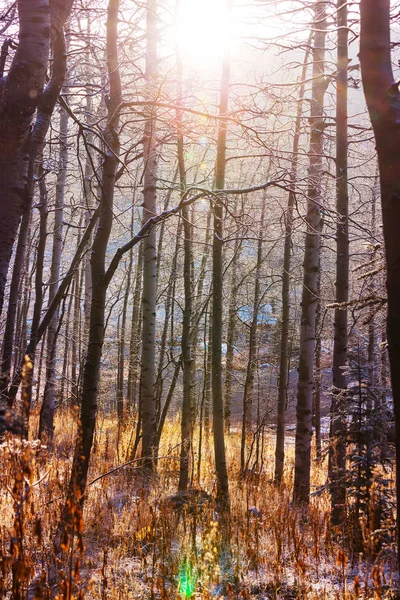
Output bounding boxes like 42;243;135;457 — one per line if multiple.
117;236;133;424
274;41;311;483
1;207;31;397
22;170;48;439
127;244;143;411
83;15;95;340
60;277;74;407
328;0;349;524
71;223;84;405
293;2;327;504
205;307;212;434
177;60;194;492
224;226;241;434
313;272;322;460
240;202;265;476
39;106;68;444
212;0;232;508
61;0;121;538
155;224;181;418
140;0;158;470
16;231;32;376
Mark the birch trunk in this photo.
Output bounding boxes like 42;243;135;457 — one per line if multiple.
274;42;311;483
0;0;74;314
212;0;232;508
328;0;349;524
293;2;327;504
140;0;158;470
39;106;68;443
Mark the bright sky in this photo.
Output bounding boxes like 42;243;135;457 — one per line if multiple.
171;0;236;68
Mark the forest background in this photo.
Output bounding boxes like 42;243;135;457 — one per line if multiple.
0;0;399;598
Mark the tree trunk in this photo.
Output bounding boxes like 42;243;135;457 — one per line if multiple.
39;105;68;444
359;2;400;564
240;202;265;476
155;224;181;419
328;0;349;525
127;244;143;411
62;0;121;536
140;0;158;471
21;169;48;439
293;2;327;504
212;0;232;509
224;219;241;434
71;222;84;406
177;68;194;492
1;207;31;398
274;41;311;483
313;272;322;461
60;277;74;407
117;232;133;425
0;0;74;314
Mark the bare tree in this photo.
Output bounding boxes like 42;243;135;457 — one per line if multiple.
0;0;74;314
359;0;400;568
329;0;349;524
140;0;159;471
62;0;121;527
293;1;328;504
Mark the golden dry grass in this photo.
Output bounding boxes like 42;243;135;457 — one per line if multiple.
0;410;398;599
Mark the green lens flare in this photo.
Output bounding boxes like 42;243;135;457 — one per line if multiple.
178;559;196;598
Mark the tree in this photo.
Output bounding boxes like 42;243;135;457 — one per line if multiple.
39;106;68;444
63;0;121;524
140;0;159;471
329;0;349;524
293;0;328;504
0;0;74;315
212;0;232;509
274;40;311;484
359;0;400;568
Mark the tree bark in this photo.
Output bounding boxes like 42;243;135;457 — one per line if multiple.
274;41;311;484
127;244;143;411
39;105;68;444
212;0;232;509
359;0;400;566
1;206;31;396
0;0;74;314
117;235;133;425
328;0;349;525
224;216;241;434
140;0;158;471
21;169;48;440
62;0;121;525
240;202;265;476
293;2;327;504
177;68;194;492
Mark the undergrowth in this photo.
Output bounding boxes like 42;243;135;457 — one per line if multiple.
0;409;398;599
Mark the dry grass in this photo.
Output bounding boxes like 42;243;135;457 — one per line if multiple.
0;410;398;599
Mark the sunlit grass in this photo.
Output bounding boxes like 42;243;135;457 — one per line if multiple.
0;409;397;598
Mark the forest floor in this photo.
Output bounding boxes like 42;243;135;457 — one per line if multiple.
0;409;398;599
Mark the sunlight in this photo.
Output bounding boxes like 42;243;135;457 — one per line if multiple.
172;0;233;68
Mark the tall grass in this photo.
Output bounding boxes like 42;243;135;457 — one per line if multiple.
0;410;397;598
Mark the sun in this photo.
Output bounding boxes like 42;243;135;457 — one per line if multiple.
172;0;233;69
